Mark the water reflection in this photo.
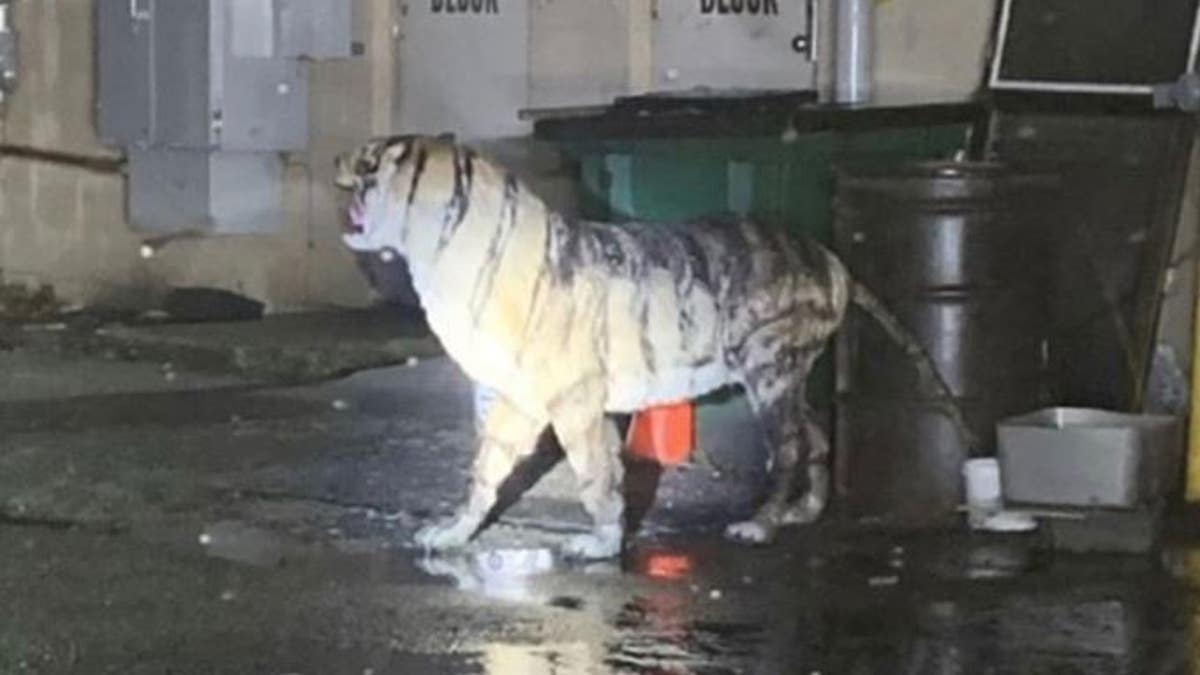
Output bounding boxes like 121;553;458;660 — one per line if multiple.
199;520;294;567
416;548;555;603
407;539;1199;673
633;549;694;581
606;592;765;673
481;642;593;675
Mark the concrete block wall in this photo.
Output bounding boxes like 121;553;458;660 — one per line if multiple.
0;0;143;306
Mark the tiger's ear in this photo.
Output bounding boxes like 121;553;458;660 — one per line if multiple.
334;140;384;190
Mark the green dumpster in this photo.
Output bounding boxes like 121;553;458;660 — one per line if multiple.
536;99;980;470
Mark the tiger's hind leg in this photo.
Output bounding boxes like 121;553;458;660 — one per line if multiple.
724;376;805;545
725;342;824;545
782;407;830;525
550;379;625;560
414;397;545;551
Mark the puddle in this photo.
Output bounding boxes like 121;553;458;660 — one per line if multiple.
607;594;765;673
477;641;592;675
632;549;695;581
416;548;557;603
199;520;297;567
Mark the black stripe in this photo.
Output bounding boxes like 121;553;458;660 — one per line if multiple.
468;173;521;324
356;140;386;176
551;217;591;283
591;227;626;272
522;214;556;331
392;140;414;171
406;147;428;207
678;230;712;291
436;148;475;253
399;146;428;241
514;216;557;363
677;304;694;351
638;298;656;373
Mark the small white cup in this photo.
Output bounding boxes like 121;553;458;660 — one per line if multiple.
963;458;1002;511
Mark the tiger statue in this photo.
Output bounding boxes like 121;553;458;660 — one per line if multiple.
335;134;972;559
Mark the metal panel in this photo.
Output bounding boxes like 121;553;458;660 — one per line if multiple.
396;0;530;139
216;54;309;150
653;0;816;92
277;0;352;59
229;0;275;58
96;0;153;144
215;0;310;151
153;0;215;148
129;148;211;232
141;0;308;150
129;149;283;234
209;151;285;233
528;0;629;108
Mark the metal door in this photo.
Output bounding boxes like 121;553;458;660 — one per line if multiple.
653;0;817;92
396;0;530;139
96;0;154;144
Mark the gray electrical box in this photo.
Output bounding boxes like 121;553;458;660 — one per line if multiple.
96;0;154;144
98;0;317;151
128;148;284;235
227;0;353;59
97;0;349;234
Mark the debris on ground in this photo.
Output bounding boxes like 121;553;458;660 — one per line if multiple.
0;281;61;321
162;287;265;323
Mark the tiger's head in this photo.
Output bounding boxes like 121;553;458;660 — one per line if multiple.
333;134;459;255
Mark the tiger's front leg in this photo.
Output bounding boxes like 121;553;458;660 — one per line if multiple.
414;397;545;551
550;379;625;560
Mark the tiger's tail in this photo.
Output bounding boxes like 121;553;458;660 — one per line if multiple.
849;281;980;451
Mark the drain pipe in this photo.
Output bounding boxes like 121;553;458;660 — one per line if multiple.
835;0;873;104
0;0;16;109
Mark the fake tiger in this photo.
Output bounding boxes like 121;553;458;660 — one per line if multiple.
335;134;972;559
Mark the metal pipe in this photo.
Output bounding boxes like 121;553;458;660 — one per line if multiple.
835;0;872;104
0;143;126;174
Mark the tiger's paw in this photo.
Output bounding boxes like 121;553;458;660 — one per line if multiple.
413;516;476;551
781;494;825;525
561;524;622;560
724;520;776;545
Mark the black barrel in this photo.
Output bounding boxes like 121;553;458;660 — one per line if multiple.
833;161;1061;525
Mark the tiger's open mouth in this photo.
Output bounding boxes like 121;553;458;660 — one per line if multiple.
346;194;366;235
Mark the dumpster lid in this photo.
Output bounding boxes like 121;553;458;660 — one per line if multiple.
988;0;1200;96
520;88;816;124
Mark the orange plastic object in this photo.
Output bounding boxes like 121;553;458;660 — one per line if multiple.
626;402;695;465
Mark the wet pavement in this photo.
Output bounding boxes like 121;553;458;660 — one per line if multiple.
3;348;1200;673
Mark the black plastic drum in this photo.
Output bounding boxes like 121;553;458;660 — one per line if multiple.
833;161;1061;525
